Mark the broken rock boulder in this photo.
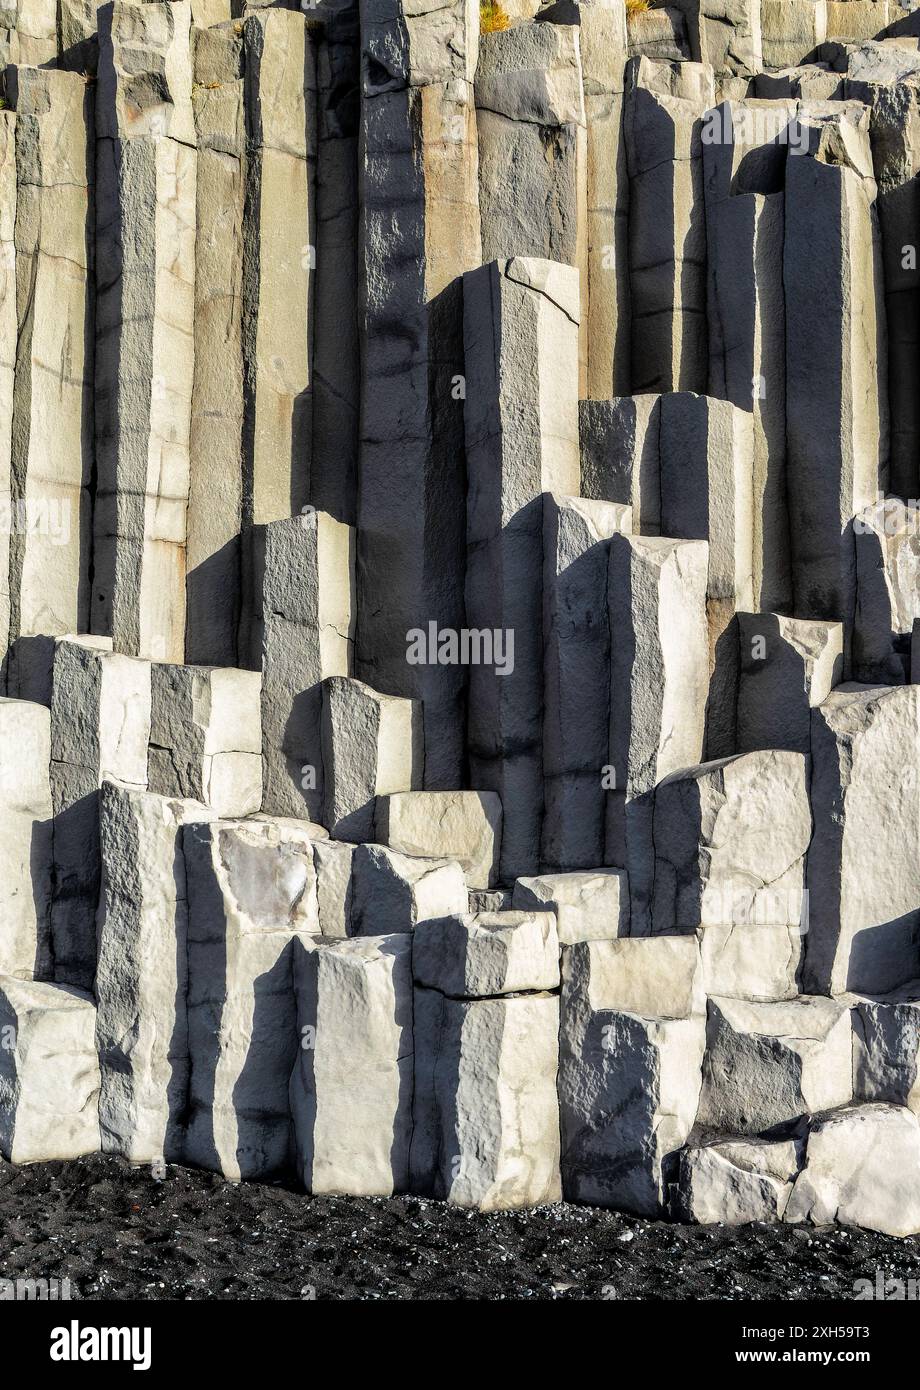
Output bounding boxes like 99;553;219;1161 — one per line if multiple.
785;1103;920;1238
676;1136;801;1225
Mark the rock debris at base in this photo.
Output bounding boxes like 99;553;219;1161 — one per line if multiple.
0;1154;916;1301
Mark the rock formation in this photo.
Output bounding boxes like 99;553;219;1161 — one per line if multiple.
1;0;920;1237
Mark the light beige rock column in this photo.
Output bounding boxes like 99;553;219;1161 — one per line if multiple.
475;20;588;389
0;108;16;660
92;0;197;663
606;532;709;929
463;257;581;882
186;20;246;666
8;67;94;645
240;7;316;528
624;56;714;392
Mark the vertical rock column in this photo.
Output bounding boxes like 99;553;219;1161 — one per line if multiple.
578;3;630;398
532;0;631;396
784;112;886;645
356;0;480;787
657;392;754;757
702;99;792;614
310;0;360;525
240;7;316;528
542;494;631;872
8;67;94;643
624;56;714;393
463;258;581;883
606;532;709;929
186;20;246;666
49;637;151;989
251;511;354;823
92;0;197;663
186;8;318;664
0;106;15;658
844;68;920;500
475;20;588;389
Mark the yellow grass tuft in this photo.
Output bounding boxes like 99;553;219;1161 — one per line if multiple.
480;0;511;33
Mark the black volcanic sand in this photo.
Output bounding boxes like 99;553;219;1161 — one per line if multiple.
0;1154;917;1301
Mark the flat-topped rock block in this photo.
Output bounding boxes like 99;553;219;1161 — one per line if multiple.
559;936;705;1213
374;790;501;889
512;869;629;944
411;985;561;1209
411;910;559;998
0;977;100;1164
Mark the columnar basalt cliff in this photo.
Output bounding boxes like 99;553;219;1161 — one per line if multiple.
1;0;920;1236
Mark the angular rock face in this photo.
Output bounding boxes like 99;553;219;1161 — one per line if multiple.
411;986;561;1209
7;67;94;646
322;677;423;843
355;0;479;789
737;613;843;755
148;663;262;817
851;983;920;1114
805;684;920;997
3;0;920;1234
558;936;705;1214
651;749;811;937
606;532;709;929
0;697;53;979
374;790;501;889
96;783;213;1164
783;111;886;641
785;1103;920;1238
290;932;413;1196
350;843;467;936
854;498;920;684
512;869;629;944
543;494;631;870
49;638;151;989
463;256;581;883
412;909;559;997
92;1;198;664
677;1136;800;1225
624;57;714;393
182;817;321;1180
252;513;355;825
0;977;100;1164
698;995;853;1134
